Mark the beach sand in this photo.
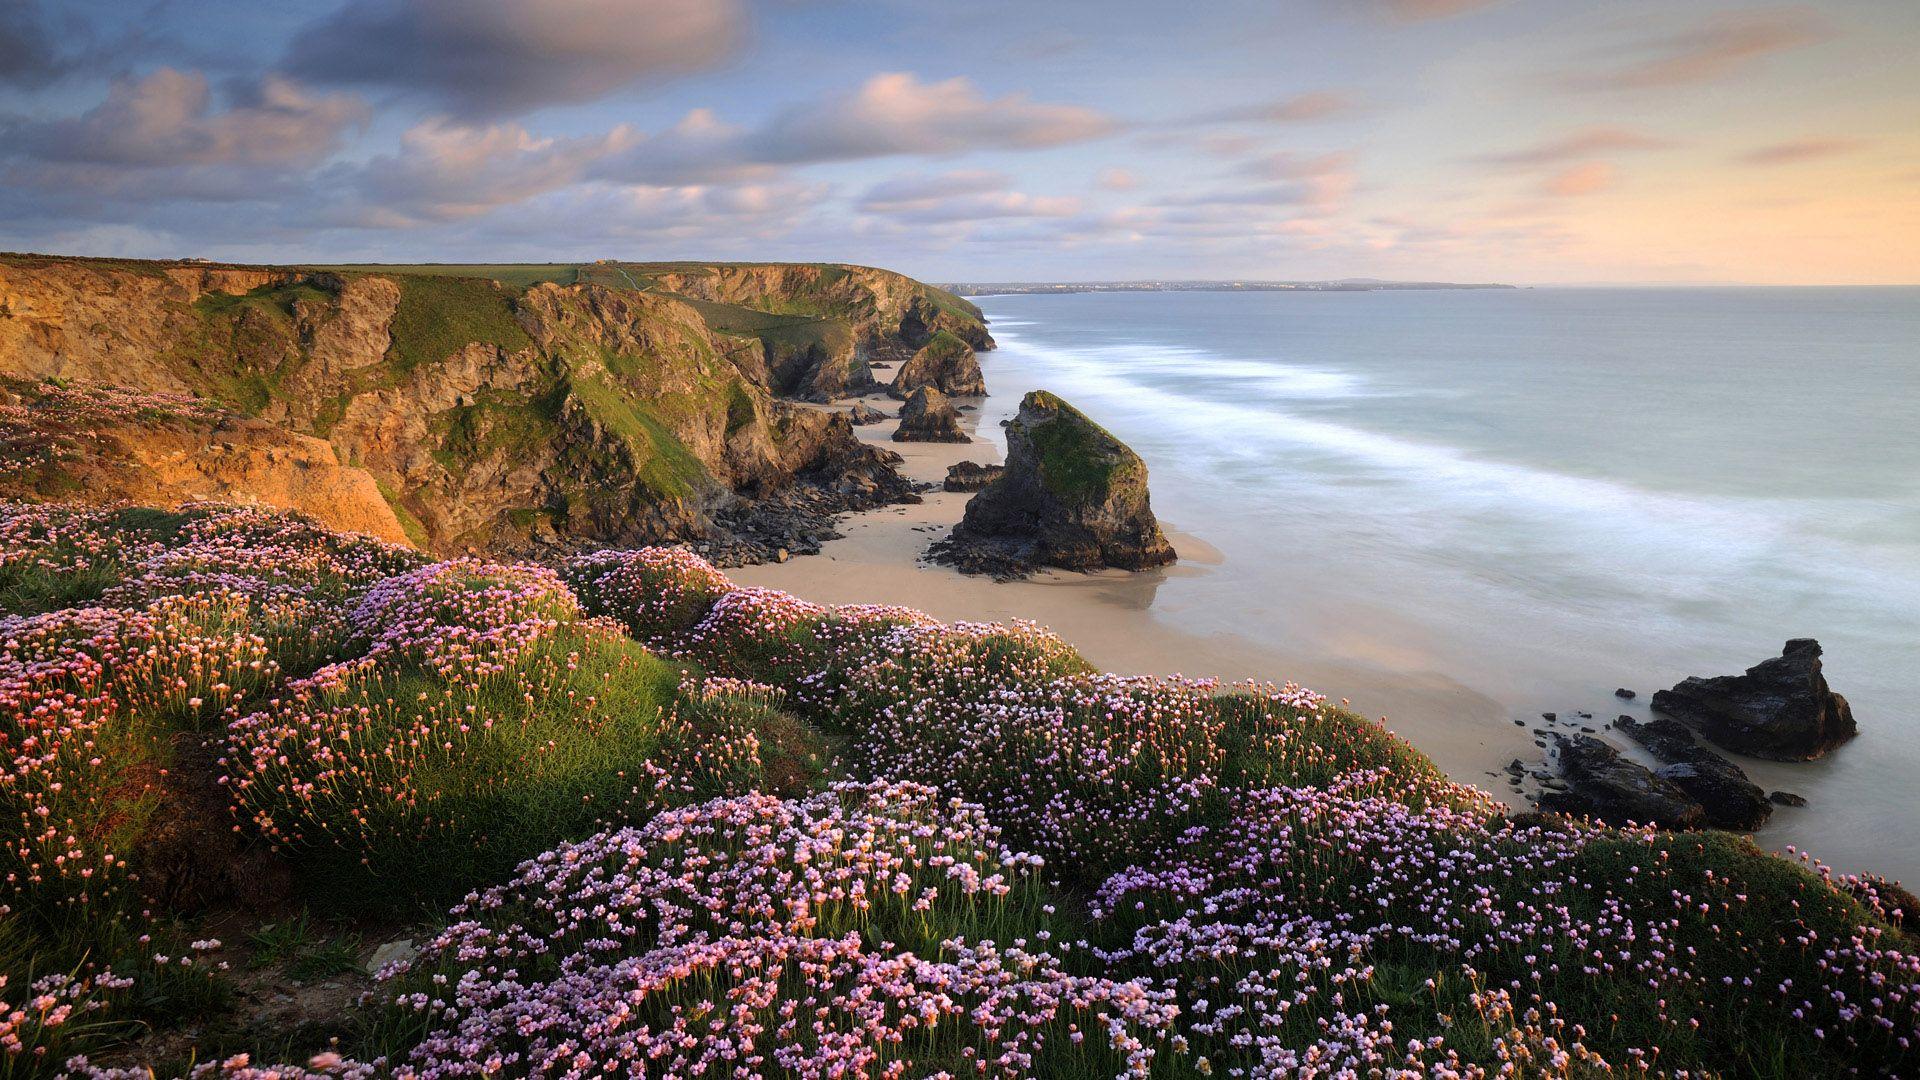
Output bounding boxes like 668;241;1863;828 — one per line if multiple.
734;394;1535;794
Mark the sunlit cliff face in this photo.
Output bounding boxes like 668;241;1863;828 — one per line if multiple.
0;0;1914;283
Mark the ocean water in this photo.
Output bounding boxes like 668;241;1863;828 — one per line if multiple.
970;287;1920;880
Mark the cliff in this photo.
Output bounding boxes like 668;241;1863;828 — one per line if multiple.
0;254;992;558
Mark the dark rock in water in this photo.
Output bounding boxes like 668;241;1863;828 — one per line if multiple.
1655;754;1772;831
891;331;986;398
1616;715;1771;829
1651;639;1856;760
1615;716;1699;761
1769;790;1808;807
1537;735;1705;830
847;402;886;426
943;460;1005;492
1541;712;1557;722
1615;687;1637;700
892;386;968;443
931;390;1176;579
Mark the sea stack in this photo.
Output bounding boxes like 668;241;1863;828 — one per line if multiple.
892;331;987;398
892;386;968;443
1650;638;1856;760
934;390;1176;578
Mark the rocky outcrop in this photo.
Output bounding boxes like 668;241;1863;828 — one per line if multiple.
891;331;985;398
0;378;412;546
1537;735;1705;830
1596;717;1773;830
645;263;995;358
847;402;886;426
943;461;1004;492
0;254;960;558
892;387;967;443
1651;639;1856;760
933;391;1176;579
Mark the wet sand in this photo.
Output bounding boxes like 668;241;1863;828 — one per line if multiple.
734;395;1534;794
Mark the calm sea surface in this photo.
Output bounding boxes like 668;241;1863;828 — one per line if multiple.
971;287;1920;881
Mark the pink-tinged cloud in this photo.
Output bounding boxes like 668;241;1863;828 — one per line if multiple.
6;68;366;168
1562;11;1828;92
1205;90;1358;124
756;73;1114;162
1474;127;1672;166
858;169;1080;224
1738;137;1865;165
1095;167;1137;191
1543;162;1614;197
1381;0;1508;21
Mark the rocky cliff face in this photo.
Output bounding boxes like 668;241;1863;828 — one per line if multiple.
933;390;1176;578
0;255;993;559
0;378;411;546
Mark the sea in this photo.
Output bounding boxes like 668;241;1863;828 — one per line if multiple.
969;286;1920;882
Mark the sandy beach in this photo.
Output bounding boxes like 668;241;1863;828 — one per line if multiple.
734;392;1536;793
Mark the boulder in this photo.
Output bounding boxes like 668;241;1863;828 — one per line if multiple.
1614;716;1699;761
1651;639;1856;760
891;386;968;443
1768;790;1808;807
932;390;1176;578
943;460;1004;492
891;331;986;398
1537;735;1705;830
1655;755;1771;830
847;402;886;426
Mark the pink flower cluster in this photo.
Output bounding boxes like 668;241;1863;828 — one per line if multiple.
381;782;1178;1078
562;546;733;653
0;381;224;483
350;559;581;676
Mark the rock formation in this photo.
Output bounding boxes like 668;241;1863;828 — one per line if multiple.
847;402;886;425
932;391;1176;578
0;254;994;560
1651;639;1856;760
892;387;968;443
891;331;986;398
0;378;413;546
943;461;1004;492
1611;715;1772;829
1537;735;1705;830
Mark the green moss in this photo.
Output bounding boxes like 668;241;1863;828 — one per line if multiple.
373;478;430;549
566;375;712;500
1023;392;1135;502
384;275;532;374
724;382;758;434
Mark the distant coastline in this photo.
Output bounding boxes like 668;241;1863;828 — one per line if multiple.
943;278;1517;297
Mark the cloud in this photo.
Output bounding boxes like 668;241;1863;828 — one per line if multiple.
1472;127;1672;166
285;0;743;117
345;119;641;224
5;68;367;169
1095;167;1137;191
1379;0;1508;21
1561;11;1827;92
858;170;1080;224
752;73;1114;162
1201;91;1358;124
0;1;72;88
1542;162;1613;197
1738;137;1864;165
1234;151;1357;211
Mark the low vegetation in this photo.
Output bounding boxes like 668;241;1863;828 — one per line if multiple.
2;501;1916;1077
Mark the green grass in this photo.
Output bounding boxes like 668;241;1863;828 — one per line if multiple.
1024;391;1138;502
384;275;533;374
563;375;713;501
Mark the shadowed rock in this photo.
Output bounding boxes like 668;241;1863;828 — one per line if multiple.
1538;734;1705;830
847;401;886;425
1651;639;1856;760
1614;715;1771;829
891;386;968;443
891;331;986;398
932;390;1176;579
943;460;1004;492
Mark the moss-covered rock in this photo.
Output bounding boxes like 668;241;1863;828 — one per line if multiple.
936;390;1175;577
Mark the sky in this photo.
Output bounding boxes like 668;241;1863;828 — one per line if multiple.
0;0;1915;285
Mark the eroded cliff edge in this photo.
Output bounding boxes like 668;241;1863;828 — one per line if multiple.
0;254;993;559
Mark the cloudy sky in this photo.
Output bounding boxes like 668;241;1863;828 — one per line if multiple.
1;0;1915;284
